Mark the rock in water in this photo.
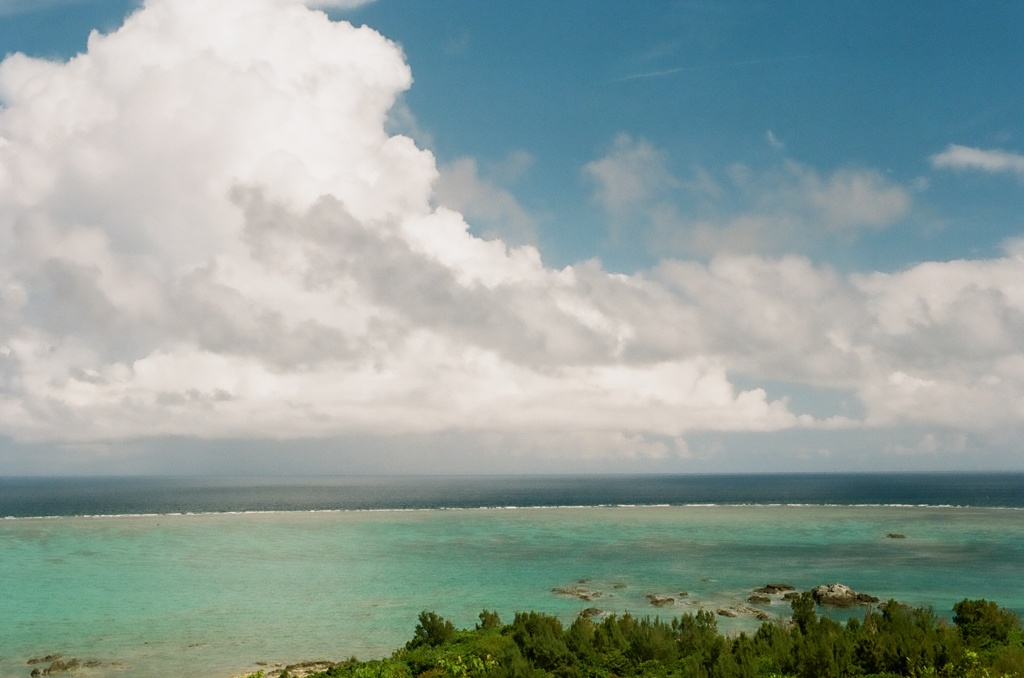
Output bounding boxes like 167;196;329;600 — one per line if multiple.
811;583;879;607
552;585;603;601
754;583;795;594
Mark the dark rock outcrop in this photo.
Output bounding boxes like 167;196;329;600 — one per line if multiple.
738;605;772;621
553;585;603;601
754;583;795;594
30;658;81;675
748;595;772;605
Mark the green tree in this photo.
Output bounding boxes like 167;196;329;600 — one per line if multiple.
753;621;794;676
627;616;679;665
564;616;596;662
953;598;1022;650
407;611;456;649
509;611;572;672
477;609;502;630
790;592;817;635
311;599;1024;678
674;610;725;675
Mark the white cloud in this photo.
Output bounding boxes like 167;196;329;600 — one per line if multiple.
885;430;968;457
798;165;910;232
434;155;538;246
584;138;910;256
850;251;1024;431
0;0;1022;470
0;0;809;448
931;144;1024;176
689;166;908;254
583;134;677;215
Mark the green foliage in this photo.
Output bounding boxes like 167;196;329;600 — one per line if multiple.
331;659;412;678
792;618;842;678
991;644;1024;677
954;598;1023;650
627;616;680;664
790;591;816;635
308;598;1024;678
478;610;502;631
435;653;498;678
409;611;457;649
753;620;795;675
509;611;573;672
564;616;595;661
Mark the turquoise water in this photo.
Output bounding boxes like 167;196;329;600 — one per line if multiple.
2;505;1022;678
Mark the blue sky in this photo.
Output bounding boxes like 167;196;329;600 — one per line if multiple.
350;1;1024;272
0;0;1022;474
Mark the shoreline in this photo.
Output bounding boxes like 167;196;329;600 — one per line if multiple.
11;587;1020;678
220;593;1022;678
5;498;1021;678
18;585;895;678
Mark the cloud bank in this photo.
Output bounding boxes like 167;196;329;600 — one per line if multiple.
0;0;1021;469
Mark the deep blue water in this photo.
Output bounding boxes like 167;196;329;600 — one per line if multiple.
2;473;1022;517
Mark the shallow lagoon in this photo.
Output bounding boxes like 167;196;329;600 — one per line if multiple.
2;504;1022;678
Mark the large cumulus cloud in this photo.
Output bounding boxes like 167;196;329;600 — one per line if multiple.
0;0;1022;466
0;0;799;447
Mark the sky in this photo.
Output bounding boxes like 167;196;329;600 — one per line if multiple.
0;0;1022;475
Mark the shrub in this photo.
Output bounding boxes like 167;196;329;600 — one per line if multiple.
953;598;1022;650
408;611;457;649
478;610;502;630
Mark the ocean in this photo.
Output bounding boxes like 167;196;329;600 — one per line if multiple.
1;474;1022;678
